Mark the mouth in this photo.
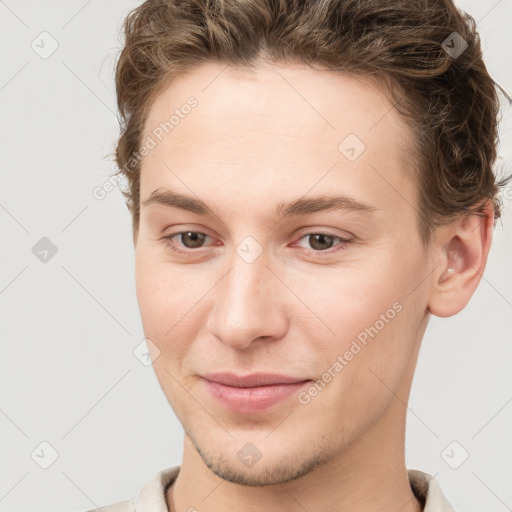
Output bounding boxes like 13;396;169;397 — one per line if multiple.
201;372;312;414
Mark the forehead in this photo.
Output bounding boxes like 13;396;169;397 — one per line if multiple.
140;62;417;220
143;61;409;143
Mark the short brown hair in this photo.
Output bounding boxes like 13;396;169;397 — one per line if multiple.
111;0;510;245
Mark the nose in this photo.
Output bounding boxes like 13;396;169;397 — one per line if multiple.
205;251;288;350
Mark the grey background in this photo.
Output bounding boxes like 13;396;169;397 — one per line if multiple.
0;1;510;511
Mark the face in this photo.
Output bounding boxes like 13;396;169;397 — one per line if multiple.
135;61;433;485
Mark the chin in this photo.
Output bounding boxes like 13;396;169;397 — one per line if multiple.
188;429;333;487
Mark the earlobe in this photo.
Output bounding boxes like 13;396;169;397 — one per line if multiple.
427;202;494;317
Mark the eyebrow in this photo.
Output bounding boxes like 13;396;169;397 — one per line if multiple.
142;187;378;218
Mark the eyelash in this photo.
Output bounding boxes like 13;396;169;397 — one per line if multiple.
161;230;353;256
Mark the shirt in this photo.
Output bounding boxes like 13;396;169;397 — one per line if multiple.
86;467;456;512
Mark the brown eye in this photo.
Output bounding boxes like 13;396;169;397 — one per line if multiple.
177;231;209;248
161;230;213;253
295;231;353;255
307;233;336;251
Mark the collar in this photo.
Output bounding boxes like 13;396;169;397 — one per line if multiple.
134;466;456;511
408;469;456;512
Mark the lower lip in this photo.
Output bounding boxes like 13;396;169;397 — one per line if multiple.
202;378;311;414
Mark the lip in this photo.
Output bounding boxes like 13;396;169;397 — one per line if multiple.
203;372;309;387
201;372;311;414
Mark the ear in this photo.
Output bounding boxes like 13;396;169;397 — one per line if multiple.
427;200;494;317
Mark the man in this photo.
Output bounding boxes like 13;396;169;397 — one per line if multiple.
92;0;509;510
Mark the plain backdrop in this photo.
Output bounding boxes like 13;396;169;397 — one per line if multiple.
1;1;511;511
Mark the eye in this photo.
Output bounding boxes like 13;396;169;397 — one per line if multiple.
295;232;353;254
162;231;213;252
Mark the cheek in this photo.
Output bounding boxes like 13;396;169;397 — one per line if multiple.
303;246;426;379
134;248;203;356
299;264;399;345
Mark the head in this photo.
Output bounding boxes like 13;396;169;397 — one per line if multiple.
112;0;509;486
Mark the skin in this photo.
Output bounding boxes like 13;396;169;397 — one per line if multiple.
134;61;493;512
